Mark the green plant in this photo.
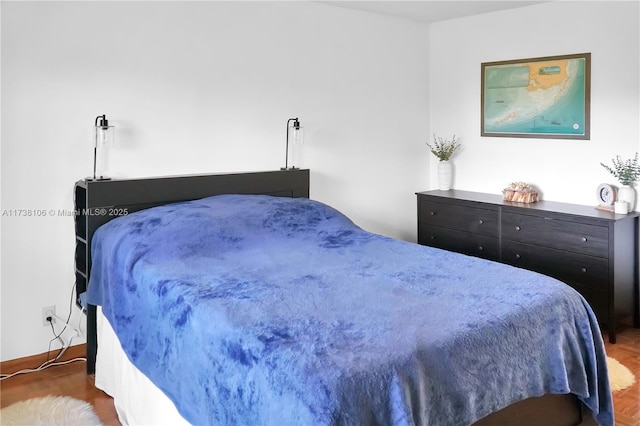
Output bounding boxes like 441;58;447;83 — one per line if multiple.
601;153;640;186
426;134;460;161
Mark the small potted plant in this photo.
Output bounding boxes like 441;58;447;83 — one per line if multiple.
601;153;640;210
426;134;461;190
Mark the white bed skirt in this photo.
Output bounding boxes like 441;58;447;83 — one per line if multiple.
95;307;191;426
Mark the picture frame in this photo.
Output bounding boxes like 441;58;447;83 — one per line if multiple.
481;52;591;139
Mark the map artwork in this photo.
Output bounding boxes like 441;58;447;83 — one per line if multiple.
482;54;590;139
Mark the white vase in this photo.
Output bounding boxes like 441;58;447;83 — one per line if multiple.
438;160;452;191
617;185;635;211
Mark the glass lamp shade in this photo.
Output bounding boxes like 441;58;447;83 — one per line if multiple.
94;124;114;148
94;124;114;180
288;123;304;169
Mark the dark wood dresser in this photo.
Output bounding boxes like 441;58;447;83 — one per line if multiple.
416;189;639;343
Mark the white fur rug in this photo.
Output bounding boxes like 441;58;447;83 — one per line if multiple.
607;356;636;392
0;396;102;426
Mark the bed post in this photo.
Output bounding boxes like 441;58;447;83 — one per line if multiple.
86;305;98;374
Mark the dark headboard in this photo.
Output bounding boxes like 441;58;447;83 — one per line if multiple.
73;169;310;373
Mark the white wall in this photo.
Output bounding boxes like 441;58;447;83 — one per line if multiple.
429;1;640;205
5;0;637;363
1;2;429;361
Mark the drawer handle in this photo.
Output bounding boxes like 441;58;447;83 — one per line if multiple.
429;235;435;240
581;267;587;273
478;246;484;251
515;226;521;231
430;211;436;216
515;254;521;259
479;220;484;225
581;237;588;242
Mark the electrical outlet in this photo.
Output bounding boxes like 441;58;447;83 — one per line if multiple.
42;305;56;327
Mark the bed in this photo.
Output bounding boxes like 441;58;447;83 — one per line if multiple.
80;170;612;426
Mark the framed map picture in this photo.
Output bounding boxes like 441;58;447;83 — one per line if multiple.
481;53;591;139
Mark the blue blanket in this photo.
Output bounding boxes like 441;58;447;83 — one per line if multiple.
87;194;613;426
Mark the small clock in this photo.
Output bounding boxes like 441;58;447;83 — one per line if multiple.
596;183;616;207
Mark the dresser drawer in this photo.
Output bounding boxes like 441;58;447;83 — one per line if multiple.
419;226;499;261
502;212;608;258
502;240;609;289
419;200;498;237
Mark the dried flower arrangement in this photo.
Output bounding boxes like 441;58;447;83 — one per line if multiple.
426;134;461;161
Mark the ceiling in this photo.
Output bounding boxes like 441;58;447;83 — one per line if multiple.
319;1;549;24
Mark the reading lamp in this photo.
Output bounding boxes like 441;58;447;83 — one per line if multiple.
93;115;114;180
281;117;303;170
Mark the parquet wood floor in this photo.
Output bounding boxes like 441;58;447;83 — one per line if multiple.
603;325;640;426
1;327;638;426
0;345;119;425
